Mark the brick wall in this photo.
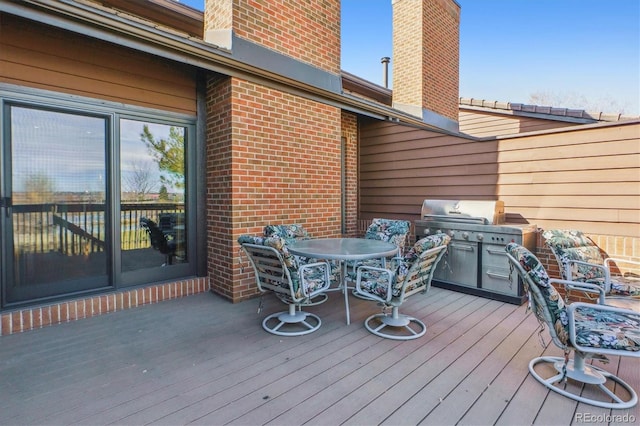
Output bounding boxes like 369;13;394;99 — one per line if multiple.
206;76;343;302
341;111;359;236
392;0;460;122
205;0;341;74
203;0;348;302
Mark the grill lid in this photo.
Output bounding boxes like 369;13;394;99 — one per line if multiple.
420;199;505;225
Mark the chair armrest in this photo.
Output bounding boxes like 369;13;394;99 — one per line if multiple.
299;261;332;297
355;265;395;303
605;257;640;281
549;278;606;305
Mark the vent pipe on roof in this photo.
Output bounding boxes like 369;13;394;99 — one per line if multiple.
381;57;390;88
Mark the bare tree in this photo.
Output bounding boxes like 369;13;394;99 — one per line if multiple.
123;161;156;201
25;173;56;204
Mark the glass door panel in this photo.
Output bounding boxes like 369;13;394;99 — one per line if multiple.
120;120;187;272
5;106;109;304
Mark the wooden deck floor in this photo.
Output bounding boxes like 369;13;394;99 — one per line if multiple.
0;287;638;425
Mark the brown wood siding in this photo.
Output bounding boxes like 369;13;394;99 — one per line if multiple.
0;14;196;115
359;118;640;238
459;109;575;137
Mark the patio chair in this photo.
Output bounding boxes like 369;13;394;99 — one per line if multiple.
543;229;640;311
353;233;450;340
349;218;411;298
238;235;332;336
263;224;331;305
505;242;640;409
360;218;411;266
140;217;176;266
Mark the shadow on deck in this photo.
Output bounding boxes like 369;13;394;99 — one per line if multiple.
0;287;637;425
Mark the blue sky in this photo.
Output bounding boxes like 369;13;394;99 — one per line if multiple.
176;0;639;115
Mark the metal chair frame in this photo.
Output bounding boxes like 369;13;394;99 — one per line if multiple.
354;235;449;340
506;243;640;409
240;242;331;336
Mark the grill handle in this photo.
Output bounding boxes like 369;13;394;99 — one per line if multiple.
485;248;507;255
486;270;510;280
449;243;475;251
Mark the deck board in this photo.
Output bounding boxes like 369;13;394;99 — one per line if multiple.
0;287;638;426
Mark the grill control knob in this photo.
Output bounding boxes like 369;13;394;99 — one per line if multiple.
477;233;484;241
448;230;455;237
462;232;469;240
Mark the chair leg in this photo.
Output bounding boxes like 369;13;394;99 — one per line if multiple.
262;303;322;336
528;352;638;409
363;306;426;340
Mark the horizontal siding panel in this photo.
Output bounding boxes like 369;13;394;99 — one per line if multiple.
3;43;195;102
498;140;638;161
3;13;193;75
360;174;499;188
497;124;638;148
360;120;639;238
2;61;195;115
497;154;639;173
497;182;638;195
496;168;639;184
360;143;498;165
509;207;638;223
503;195;640;210
361;163;499;178
360;131;461;151
1;14;196;115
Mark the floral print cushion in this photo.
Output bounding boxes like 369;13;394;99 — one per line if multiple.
238;234;327;298
264;224;310;243
263;224;340;284
348;219;412;280
358;233;450;300
506;243;640;353
365;218;411;252
543;229;640;298
572;305;640;352
506;242;570;346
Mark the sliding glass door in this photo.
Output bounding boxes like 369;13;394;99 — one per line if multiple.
3;105;110;304
1;99;195;307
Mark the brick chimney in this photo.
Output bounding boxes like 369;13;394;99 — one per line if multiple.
203;0;340;75
392;0;460;132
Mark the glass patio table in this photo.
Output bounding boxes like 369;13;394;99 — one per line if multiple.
288;238;398;325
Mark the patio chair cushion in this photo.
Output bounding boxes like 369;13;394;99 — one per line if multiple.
571;305;640;352
358;233;450;299
364;218;411;251
263;224;340;284
543;229;640;298
346;218;411;279
263;224;310;243
238;234;328;297
506;243;639;353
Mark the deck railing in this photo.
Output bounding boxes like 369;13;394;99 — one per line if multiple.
12;203;185;255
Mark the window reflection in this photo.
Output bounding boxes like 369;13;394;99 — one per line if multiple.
120;120;187;270
10;107;108;289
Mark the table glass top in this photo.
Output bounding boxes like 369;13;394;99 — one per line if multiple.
288;238;398;260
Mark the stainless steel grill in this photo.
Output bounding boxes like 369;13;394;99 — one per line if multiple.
414;199;536;305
